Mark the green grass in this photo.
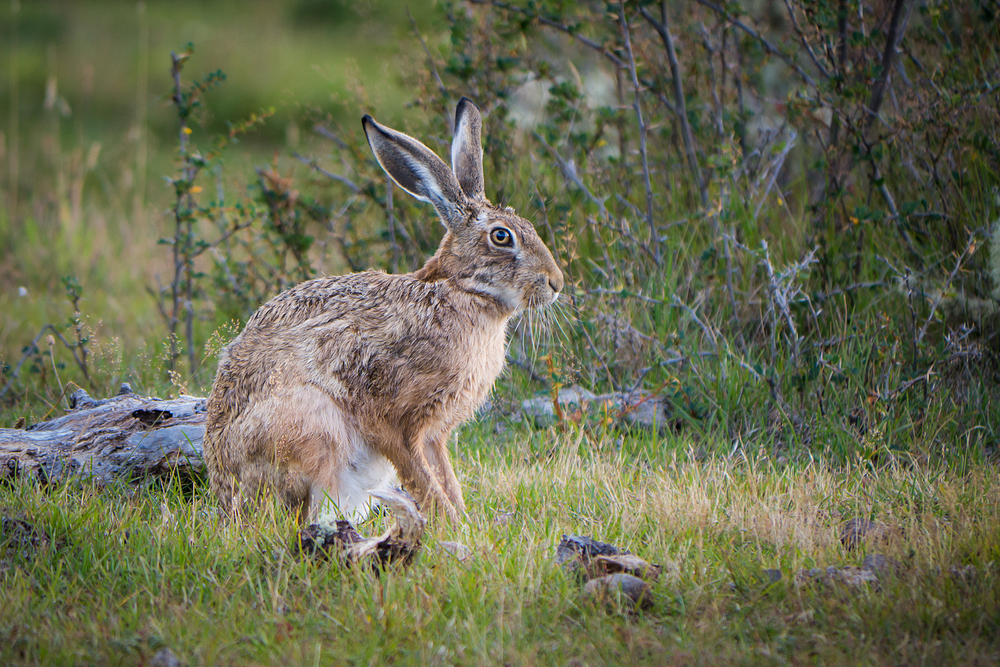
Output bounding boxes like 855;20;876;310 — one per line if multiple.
1;1;999;663
2;421;999;665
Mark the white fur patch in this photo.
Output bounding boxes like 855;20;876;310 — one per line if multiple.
313;442;398;525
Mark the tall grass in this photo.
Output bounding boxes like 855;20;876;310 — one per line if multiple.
2;424;999;665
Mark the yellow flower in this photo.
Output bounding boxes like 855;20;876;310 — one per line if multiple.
183;127;192;135
190;185;203;194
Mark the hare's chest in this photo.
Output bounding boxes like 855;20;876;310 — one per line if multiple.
453;318;508;403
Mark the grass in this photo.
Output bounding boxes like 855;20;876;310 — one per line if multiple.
2;1;999;663
2;419;999;665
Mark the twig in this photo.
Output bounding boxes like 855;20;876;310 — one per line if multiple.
780;0;831;79
531;131;609;219
865;0;914;133
0;325;90;400
587;288;663;305
671;295;719;350
468;0;626;69
312;124;349;150
697;22;725;139
292;153;360;192
813;281;886;302
691;0;817;87
915;232;976;345
639;2;707;207
753;128;797;219
618;2;659;265
506;353;549;387
407;7;451;133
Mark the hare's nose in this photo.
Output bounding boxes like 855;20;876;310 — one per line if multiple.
548;271;564;294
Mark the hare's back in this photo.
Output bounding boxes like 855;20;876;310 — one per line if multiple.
207;271;465;428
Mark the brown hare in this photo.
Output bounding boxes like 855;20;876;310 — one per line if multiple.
203;98;563;524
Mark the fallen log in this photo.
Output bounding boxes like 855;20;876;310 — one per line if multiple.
0;384;206;485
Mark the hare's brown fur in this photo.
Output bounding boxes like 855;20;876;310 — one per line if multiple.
203;99;562;523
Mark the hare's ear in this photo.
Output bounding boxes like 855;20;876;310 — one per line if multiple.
451;97;485;201
362;115;466;228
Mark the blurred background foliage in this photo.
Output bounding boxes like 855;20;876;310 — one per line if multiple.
1;0;998;462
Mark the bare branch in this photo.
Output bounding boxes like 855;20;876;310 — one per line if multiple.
468;0;625;68
407;7;452;133
619;2;659;265
292;153;361;192
781;0;832;79
639;3;708;208
865;0;914;133
691;0;817;87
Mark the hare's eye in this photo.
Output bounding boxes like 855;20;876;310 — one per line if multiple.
490;227;514;247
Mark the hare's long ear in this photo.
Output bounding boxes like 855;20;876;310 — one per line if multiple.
362;115;466;228
451;97;485;202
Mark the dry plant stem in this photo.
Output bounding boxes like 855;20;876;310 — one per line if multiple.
639;2;707;208
6;2;18;225
618;3;659;265
692;0;817;87
408;7;452;133
0;325;91;400
469;0;626;69
698;23;725;139
132;1;149;223
169;51;200;378
865;0;914;134
292;153;360;192
470;0;679;120
531;131;610;221
721;229;746;353
781;0;832;79
671;295;718;352
312;124;349;150
753;129;797;220
915;231;976;346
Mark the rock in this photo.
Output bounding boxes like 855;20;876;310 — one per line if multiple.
840;518;890;551
520;386;676;433
794;564;878;588
762;568;783;584
521;385;598;426
556;534;629;578
617;393;675;433
584;573;654;611
150;648;182;667
836;566;880;587
592;554;663;582
861;553;901;576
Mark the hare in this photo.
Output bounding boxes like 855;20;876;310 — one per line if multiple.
203;98;563;525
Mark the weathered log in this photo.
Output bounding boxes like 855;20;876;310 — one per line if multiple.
0;384;206;485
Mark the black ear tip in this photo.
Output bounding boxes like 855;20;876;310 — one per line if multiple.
361;115;383;140
455;97;480;122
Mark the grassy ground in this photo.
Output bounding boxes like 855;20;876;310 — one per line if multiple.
2;2;999;663
2;419;999;665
